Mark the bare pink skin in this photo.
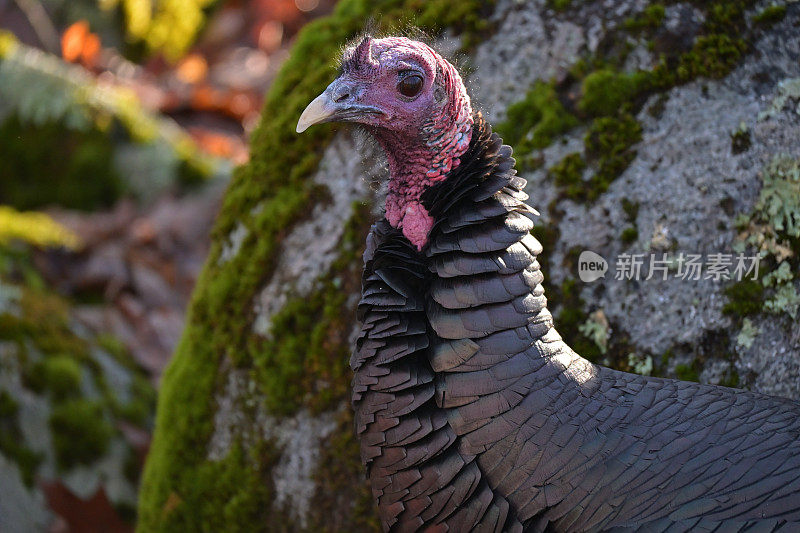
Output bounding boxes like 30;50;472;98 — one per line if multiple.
336;37;473;250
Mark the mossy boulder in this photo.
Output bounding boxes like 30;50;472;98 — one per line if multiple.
139;0;800;530
0;242;156;529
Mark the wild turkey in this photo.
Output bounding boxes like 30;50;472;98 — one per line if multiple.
297;36;800;532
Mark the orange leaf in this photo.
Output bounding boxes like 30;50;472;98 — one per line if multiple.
176;53;208;85
80;33;101;67
62;21;89;63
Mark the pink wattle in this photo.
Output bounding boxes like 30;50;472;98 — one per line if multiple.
399;202;435;250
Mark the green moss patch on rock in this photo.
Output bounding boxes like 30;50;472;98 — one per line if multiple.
549;152;587;199
752;4;787;26
0;389;43;487
137;1;497;529
24;355;82;399
306;408;380;532
675;362;700;382
547;0;572;12
496;81;578;155
491;0;774;388
0;241;155;519
623;4;666;32
581;113;643;202
723;279;765;316
498;1;764;212
621;227;639;244
50;398;114;470
254;200;372;417
578;69;649;117
154;441;277;532
0;117;124;211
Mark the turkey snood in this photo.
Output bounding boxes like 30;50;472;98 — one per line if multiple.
298;36;800;532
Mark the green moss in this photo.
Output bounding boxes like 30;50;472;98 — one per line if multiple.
115;374;157;426
0;285;90;364
50;398;114;470
621;227;639;244
623;4;666;32
497;81;577;153
730;121;752;154
675;33;747;81
753;5;787;26
155;441;277;532
24;355;82;399
554;277;604;362
0;390;16;418
621;198;640;222
646;0;757;88
703;0;756;34
138;0;497;528
584;114;642;159
0;117;124;211
580;113;642;201
675;362;700;382
255;290;348;415
96;333;130;362
549;153;586;198
719;367;740;388
547;0;572;11
542;114;641;203
307;409;381;532
578;69;649;117
501;0;761;209
252;200;371;416
660;347;674;366
722;279;765;316
0;246;153;494
0;388;43;486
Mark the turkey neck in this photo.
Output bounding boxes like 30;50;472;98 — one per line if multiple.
420;114;581;371
351;115;589;531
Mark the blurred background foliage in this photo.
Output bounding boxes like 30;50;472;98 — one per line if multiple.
99;0;218;60
0;31;214;210
0;0;332;529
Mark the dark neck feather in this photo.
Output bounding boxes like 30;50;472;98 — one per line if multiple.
421;115;519;230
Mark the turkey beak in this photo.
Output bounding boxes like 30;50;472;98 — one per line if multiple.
296;92;337;133
297;80;382;133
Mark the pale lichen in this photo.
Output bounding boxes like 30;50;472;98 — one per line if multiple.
736;317;760;348
627;353;654;376
578;309;610;355
755;155;800;239
728;156;800;322
759;77;800;121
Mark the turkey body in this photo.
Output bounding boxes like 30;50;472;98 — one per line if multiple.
351;117;800;532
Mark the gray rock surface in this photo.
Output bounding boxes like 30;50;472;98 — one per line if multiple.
202;0;800;527
252;132;380;336
515;7;800;398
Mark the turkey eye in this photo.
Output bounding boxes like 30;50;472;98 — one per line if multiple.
397;75;423;97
